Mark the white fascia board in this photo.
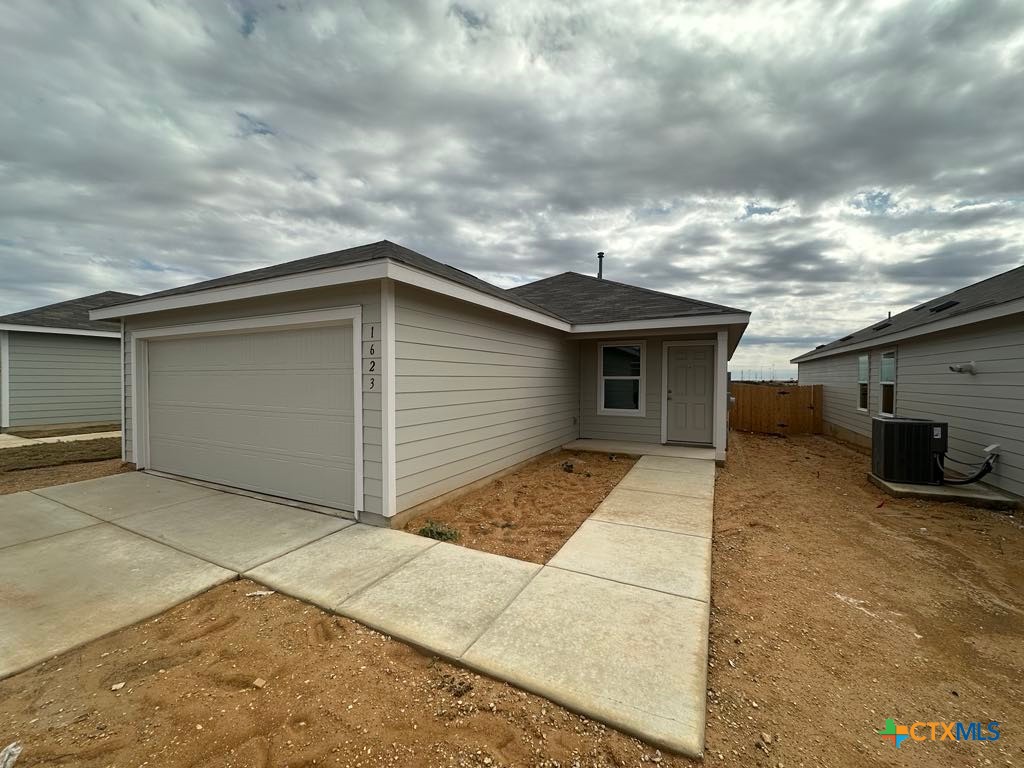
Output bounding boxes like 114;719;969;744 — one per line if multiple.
89;258;571;331
384;263;570;331
570;312;750;334
791;297;1024;364
90;261;391;320
0;323;120;338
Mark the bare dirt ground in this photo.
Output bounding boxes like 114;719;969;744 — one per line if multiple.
1;432;1021;768
0;439;126;495
0;579;672;768
403;449;637;564
707;432;1023;768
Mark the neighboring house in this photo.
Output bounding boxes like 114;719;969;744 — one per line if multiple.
0;291;137;432
91;240;749;526
792;264;1024;499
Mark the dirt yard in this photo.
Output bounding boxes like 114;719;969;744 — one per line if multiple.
0;438;126;495
1;432;1021;767
0;579;670;768
403;449;637;563
707;432;1023;767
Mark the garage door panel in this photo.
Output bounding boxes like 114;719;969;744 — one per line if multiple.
146;324;355;510
149;405;353;461
149;371;353;413
150;437;355;508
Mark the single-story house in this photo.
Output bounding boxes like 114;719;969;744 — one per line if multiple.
91;241;749;526
792;263;1024;499
1;291;137;433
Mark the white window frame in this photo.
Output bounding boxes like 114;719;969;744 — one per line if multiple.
879;350;896;417
857;354;869;412
597;340;646;417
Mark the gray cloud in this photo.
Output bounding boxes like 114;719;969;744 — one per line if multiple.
1;0;1022;378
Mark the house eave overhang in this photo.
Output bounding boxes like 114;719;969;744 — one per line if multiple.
90;259;750;353
91;259;571;331
0;323;120;338
790;295;1024;364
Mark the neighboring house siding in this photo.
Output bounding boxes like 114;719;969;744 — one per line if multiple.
895;316;1024;498
7;332;120;427
393;284;578;513
799;315;1024;498
798;352;873;441
122;282;384;515
579;335;716;443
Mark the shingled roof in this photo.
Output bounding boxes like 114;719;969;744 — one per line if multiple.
509;272;745;324
792;262;1024;363
102;240;561;321
0;291;137;332
94;240;749;328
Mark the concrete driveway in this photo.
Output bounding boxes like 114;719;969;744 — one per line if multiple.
2;456;714;757
0;472;350;679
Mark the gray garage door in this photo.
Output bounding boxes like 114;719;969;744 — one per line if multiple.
146;324;355;510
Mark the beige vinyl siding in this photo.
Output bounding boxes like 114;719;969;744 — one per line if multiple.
579;335;715;443
799;314;1024;498
393;284;578;512
7;332;120;427
123;282;383;515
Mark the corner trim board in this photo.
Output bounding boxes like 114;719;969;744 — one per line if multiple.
380;279;398;518
0;331;9;428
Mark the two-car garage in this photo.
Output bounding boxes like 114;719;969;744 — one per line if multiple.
133;309;362;512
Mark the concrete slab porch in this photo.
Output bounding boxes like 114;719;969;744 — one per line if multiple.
868;473;1019;510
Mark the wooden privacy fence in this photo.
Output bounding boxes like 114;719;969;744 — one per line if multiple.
730;383;823;436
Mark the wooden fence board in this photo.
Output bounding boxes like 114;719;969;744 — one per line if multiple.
730;383;823;436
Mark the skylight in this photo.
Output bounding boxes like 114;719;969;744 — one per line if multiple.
929;300;959;313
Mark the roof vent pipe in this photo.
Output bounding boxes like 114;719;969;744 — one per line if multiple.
597;251;604;280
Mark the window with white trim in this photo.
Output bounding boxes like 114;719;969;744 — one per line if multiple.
598;342;645;416
857;354;869;411
879;351;896;416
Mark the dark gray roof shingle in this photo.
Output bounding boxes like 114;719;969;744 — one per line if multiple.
104;240;561;320
0;291;138;332
508;272;746;324
95;240;748;327
792;263;1024;362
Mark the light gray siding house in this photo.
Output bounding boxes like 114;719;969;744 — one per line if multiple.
92;241;749;527
793;264;1024;499
0;292;136;432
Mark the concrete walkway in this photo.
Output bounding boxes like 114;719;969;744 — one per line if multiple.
0;430;121;450
0;455;714;756
247;453;715;756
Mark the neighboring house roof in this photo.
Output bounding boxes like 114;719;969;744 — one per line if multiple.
509;272;745;324
791;263;1024;364
0;291;137;334
101;240;562;321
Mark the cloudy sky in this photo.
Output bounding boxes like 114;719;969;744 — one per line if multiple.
2;1;1023;376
